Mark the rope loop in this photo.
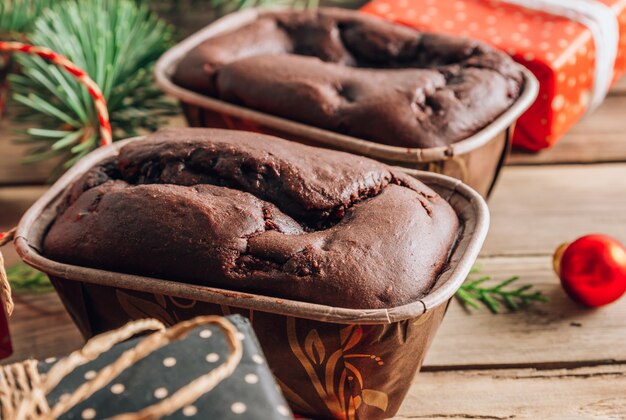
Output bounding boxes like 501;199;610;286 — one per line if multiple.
1;316;242;420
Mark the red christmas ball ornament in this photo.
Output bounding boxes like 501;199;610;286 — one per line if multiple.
553;234;626;307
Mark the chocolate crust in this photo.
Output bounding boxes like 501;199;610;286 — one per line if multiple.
44;128;460;309
173;8;523;148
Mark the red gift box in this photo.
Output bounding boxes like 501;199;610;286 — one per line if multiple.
361;0;626;151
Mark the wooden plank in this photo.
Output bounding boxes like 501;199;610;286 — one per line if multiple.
0;185;47;227
482;163;626;257
3;255;623;369
2;165;626;367
509;94;626;165
610;76;626;96
0;114;187;186
0;118;62;186
0;186;48;266
395;364;626;419
0;75;623;177
0;185;84;363
424;256;626;369
3;92;626;172
4;293;83;364
6;294;626;419
2;168;626;368
17;162;623;261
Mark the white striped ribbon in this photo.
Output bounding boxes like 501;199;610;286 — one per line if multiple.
501;0;620;111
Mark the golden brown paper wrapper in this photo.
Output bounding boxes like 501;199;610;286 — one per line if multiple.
51;280;448;419
15;138;489;419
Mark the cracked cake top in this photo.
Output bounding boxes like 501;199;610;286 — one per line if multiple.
43;128;460;309
172;8;524;148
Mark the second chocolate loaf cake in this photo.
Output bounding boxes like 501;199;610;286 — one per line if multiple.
173;8;523;148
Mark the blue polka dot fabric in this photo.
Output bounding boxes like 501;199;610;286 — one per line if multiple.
39;315;293;419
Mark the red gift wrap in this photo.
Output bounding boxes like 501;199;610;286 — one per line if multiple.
362;0;626;151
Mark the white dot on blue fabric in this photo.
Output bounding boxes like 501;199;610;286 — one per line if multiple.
231;402;247;414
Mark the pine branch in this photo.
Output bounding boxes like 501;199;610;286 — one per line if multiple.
456;270;548;314
6;262;53;294
9;0;177;169
0;0;53;38
0;1;56;119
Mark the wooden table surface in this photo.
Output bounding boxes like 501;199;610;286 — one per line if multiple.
2;82;626;419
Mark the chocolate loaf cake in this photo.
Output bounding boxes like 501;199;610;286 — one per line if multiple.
173;8;523;148
43;128;460;309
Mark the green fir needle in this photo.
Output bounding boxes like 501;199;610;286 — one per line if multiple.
456;269;549;314
6;262;53;294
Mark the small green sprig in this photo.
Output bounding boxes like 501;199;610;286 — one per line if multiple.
456;269;548;313
6;262;53;294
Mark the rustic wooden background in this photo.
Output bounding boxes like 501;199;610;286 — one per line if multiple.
1;80;625;418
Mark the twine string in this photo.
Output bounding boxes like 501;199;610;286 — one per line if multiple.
1;360;43;419
8;319;167;420
43;319;168;402
111;316;243;420
2;316;242;419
